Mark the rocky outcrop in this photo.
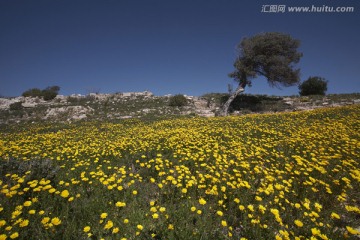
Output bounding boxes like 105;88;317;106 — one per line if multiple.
45;106;94;121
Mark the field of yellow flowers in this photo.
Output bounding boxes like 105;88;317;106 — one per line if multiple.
0;105;359;240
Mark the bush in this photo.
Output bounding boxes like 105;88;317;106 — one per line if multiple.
22;88;42;97
22;86;60;100
299;76;328;96
168;94;188;107
0;158;60;184
42;90;57;101
9;102;23;111
42;86;60;101
220;94;283;112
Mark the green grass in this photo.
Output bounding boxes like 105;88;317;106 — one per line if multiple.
0;105;359;239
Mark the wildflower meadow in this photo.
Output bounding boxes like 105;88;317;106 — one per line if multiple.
0;105;359;240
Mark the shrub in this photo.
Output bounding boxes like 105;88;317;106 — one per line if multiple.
9;102;23;111
0;158;60;184
22;88;42;97
42;86;60;101
299;76;328;96
168;94;188;107
42;90;57;101
22;86;60;100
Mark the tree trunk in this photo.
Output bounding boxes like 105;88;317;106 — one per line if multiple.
219;84;245;116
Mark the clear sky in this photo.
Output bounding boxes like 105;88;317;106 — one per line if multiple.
1;0;359;97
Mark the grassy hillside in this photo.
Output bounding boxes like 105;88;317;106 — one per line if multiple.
1;105;359;239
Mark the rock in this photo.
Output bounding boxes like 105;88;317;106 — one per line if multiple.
22;102;37;108
119;116;132;119
353;99;360;104
72;114;87;120
196;109;215;117
45;106;93;120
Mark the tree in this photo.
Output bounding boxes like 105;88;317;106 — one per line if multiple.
299;76;328;96
220;32;303;116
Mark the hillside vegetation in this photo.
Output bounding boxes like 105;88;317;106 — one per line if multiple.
0;105;359;239
0;92;359;124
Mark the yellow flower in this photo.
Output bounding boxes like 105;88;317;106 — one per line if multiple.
331;212;340;219
132;190;138;195
28;210;36;214
181;188;187;193
41;217;50;225
159;207;166;212
137;225;143;230
60;190;69;198
197;210;202;215
19;219;29;227
152;213;159;219
115;202;126;207
83;226;91;232
346;226;360;235
0;220;6;227
123;219;129;224
104;220;113;230
216;211;223;216
294;220;303;227
10;232;19;239
112;227;119;233
221;220;227;227
247;205;254;212
51;217;61;226
100;213;108;219
199;198;207;205
168;224;174;230
311;228;321;236
191;207;196;212
0;234;7;240
23;201;32;207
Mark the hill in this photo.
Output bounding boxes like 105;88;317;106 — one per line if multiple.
0;91;359;124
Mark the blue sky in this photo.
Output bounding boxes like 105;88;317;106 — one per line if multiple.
1;0;359;97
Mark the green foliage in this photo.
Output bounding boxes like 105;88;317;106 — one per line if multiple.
9;102;23;111
229;32;303;88
0;158;60;184
221;94;285;112
168;94;188;107
299;76;328;96
22;88;42;97
21;86;60;100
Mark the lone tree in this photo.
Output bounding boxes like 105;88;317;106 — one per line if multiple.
220;32;303;116
299;76;328;96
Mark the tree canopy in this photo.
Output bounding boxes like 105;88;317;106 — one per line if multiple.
220;32;302;116
299;76;328;96
229;32;303;88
